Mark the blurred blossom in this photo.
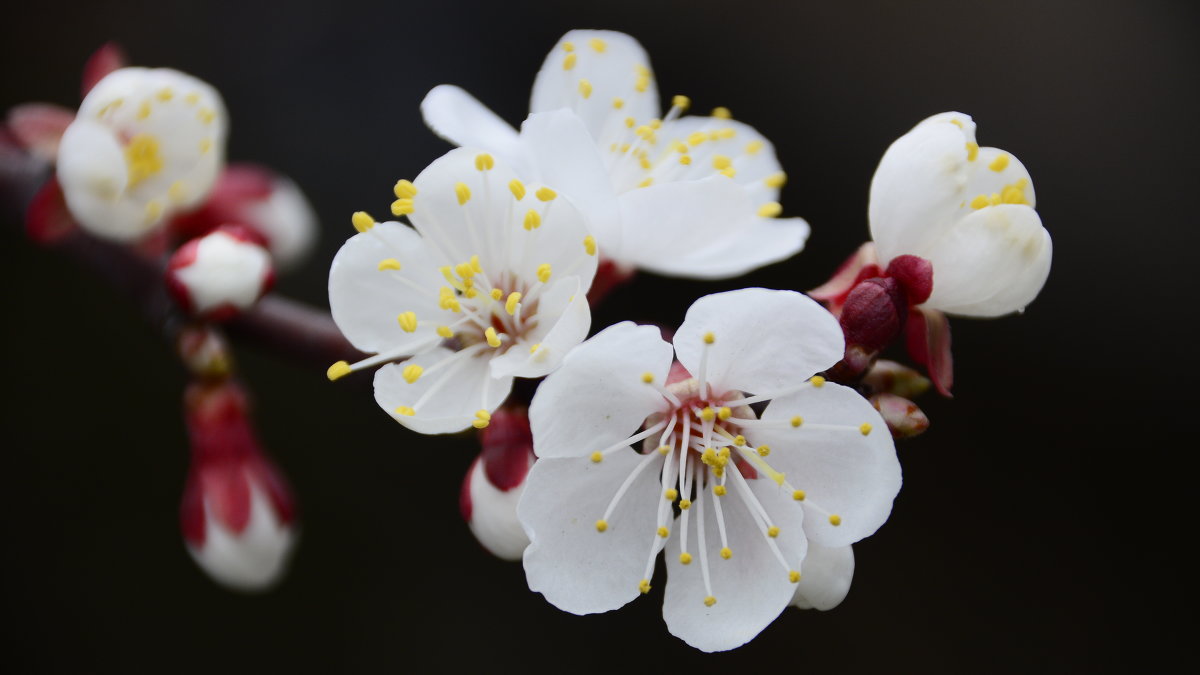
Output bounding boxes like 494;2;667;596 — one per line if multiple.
166;224;275;320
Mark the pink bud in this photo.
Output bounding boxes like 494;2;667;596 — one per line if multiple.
180;381;296;591
460;407;534;560
870;393;930;439
166;225;275;321
839;276;908;354
862;359;931;399
885;255;934;306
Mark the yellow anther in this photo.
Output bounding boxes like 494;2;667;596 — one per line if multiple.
758;202;783;218
704;596;717;607
713;485;727;497
143;200;162;223
745;140;764;155
687;131;707;146
639;159;653;173
767;526;780;538
793;490;806;501
509;179;526;200
712;106;732;119
137;100;152;120
391;198;414;216
717;127;736;139
505;292;522;315
672;94;691;111
524;210;542;230
720;167;736;178
535;186;557;201
970;194;991;210
860;422;873;436
595;519;608;532
184;92;200;105
966;141;979;161
489;288;503;301
198;107;216;124
665;489;678;501
464;288;478;299
635;64;651;77
397;311;418;333
589;37;606;52
641;372;655;384
989;153;1010;172
635;75;649;93
679;499;692;510
635;124;654;139
757;445;771;457
394;179;417;198
591;451;603;463
485;327;502;348
625;117;636;128
789;570;801;583
733;435;746;446
529;264;550;285
378;258;402;271
562;41;575;52
637;177;654;188
612;97;625;109
658;445;671;455
720;547;732;560
765;172;787;189
470;255;482;274
563;53;577;70
717;407;732;421
474;153;495;171
472;409;491;429
199;138;212;154
578;79;593;99
638;578;651;594
620;142;631;152
829;514;842;526
790;416;803;428
156;87;174;102
402;364;423;384
703;332;715;344
455;182;471;205
679;155;692;165
711;155;732;171
436;325;454;338
700;407;716;422
125;133;164;187
583;235;597;256
1002;181;1030;205
949;118;963;128
394;406;416;417
168;180;186;203
326;360;352;381
351;211;375;233
718;447;730;459
657;526;669;538
679;552;692;565
455;262;474;280
529;343;541;354
811;375;826;387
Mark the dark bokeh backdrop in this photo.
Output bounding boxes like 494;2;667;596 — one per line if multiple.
2;0;1195;672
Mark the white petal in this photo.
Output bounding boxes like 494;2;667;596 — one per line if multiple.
530;30;659;141
518;109;623;249
466;457;531;561
529;322;674;459
328;222;453;355
520;451;665;614
674;289;844;397
373;346;513;435
244;176;318;271
615;175;753;274
921;204;1052;317
174;231;271;312
653;116;784;203
56;117;135;238
648;216;809;279
752;382;901;548
489;276;591;380
663;475;806;652
420;85;524;168
187;485;294;592
791;543;854;611
496;180;598;294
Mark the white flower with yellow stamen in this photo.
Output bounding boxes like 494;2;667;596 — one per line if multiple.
519;289;901;652
56;67;226;241
869;112;1052;316
422;29;808;279
327;148;596;434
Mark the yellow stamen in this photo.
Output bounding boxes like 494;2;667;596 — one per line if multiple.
589;37;606;52
665;489;678;501
810;375;826;387
966;141;979;161
351;211;375;233
402;364;423;383
657;526;669;538
490;288;503;301
485;327;502;348
745;140;764;155
198;107;215;124
612;97;625;109
137;101;152;120
591;451;603;463
436;325;454;338
156;88;174;102
536;263;552;283
535;187;557;201
394;406;415;417
704;596;716;607
789;570;801;583
394;179;417;199
765;172;787;188
455;182;471;205
712;106;732;119
638;177;653;188
793;490;805;501
595;519;608;532
583;235;597;256
397;311;418;333
687;131;707;146
505;292;522;315
989;153;1010;172
679;552;692;565
562;41;575;52
712;155;732;170
700;407;716;422
578;79;593;99
767;526;780;538
703;332;715;344
529;343;541;354
829;514;842;526
563;53;577;70
672;94;691;111
720;547;732;560
713;485;726;496
860;422;873;436
326;361;352;381
523;210;541;230
124;133;164;188
391;198;414;216
790;416;803;428
757;445;771;457
509;179;526;200
377;258;402;271
639;579;651;594
679;499;692;510
717;407;732;420
758;202;782;218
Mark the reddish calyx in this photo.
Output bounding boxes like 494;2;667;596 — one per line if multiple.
460;407;535;521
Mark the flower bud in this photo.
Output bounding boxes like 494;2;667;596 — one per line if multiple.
862;359;931;399
166;224;275;321
180;381;296;591
460;407;534;560
839;276;908;355
869;393;930;439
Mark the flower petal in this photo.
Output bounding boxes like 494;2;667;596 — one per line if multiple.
465;456;531;561
652;216;809;279
496;179;598;294
791;543;855;611
529;322;673;459
752;382;902;547
420;85;524;167
489;276;591;380
920;204;1052;317
530;30;659;141
663;475;806;652
674;289;844;397
328;221;453;355
374;346;513;435
517;109;622;249
520;451;665;614
55;117;134;238
653;116;784;205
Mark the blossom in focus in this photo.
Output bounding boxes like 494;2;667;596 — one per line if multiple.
422;29;808;281
180;381;296;591
166;225;275;321
56;67;227;241
460;407;535;560
327;148;596;434
520;289;900;651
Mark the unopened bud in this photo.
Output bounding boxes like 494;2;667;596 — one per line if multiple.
869;393;930;439
840;277;908;354
177;324;233;379
460;407;534;560
862;359;931;399
166;224;275;321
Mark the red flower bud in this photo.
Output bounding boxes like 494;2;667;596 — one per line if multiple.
166;225;275;321
839;276;908;354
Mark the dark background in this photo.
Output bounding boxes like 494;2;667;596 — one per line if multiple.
2;0;1195;671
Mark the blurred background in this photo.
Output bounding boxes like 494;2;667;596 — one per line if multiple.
2;0;1195;671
